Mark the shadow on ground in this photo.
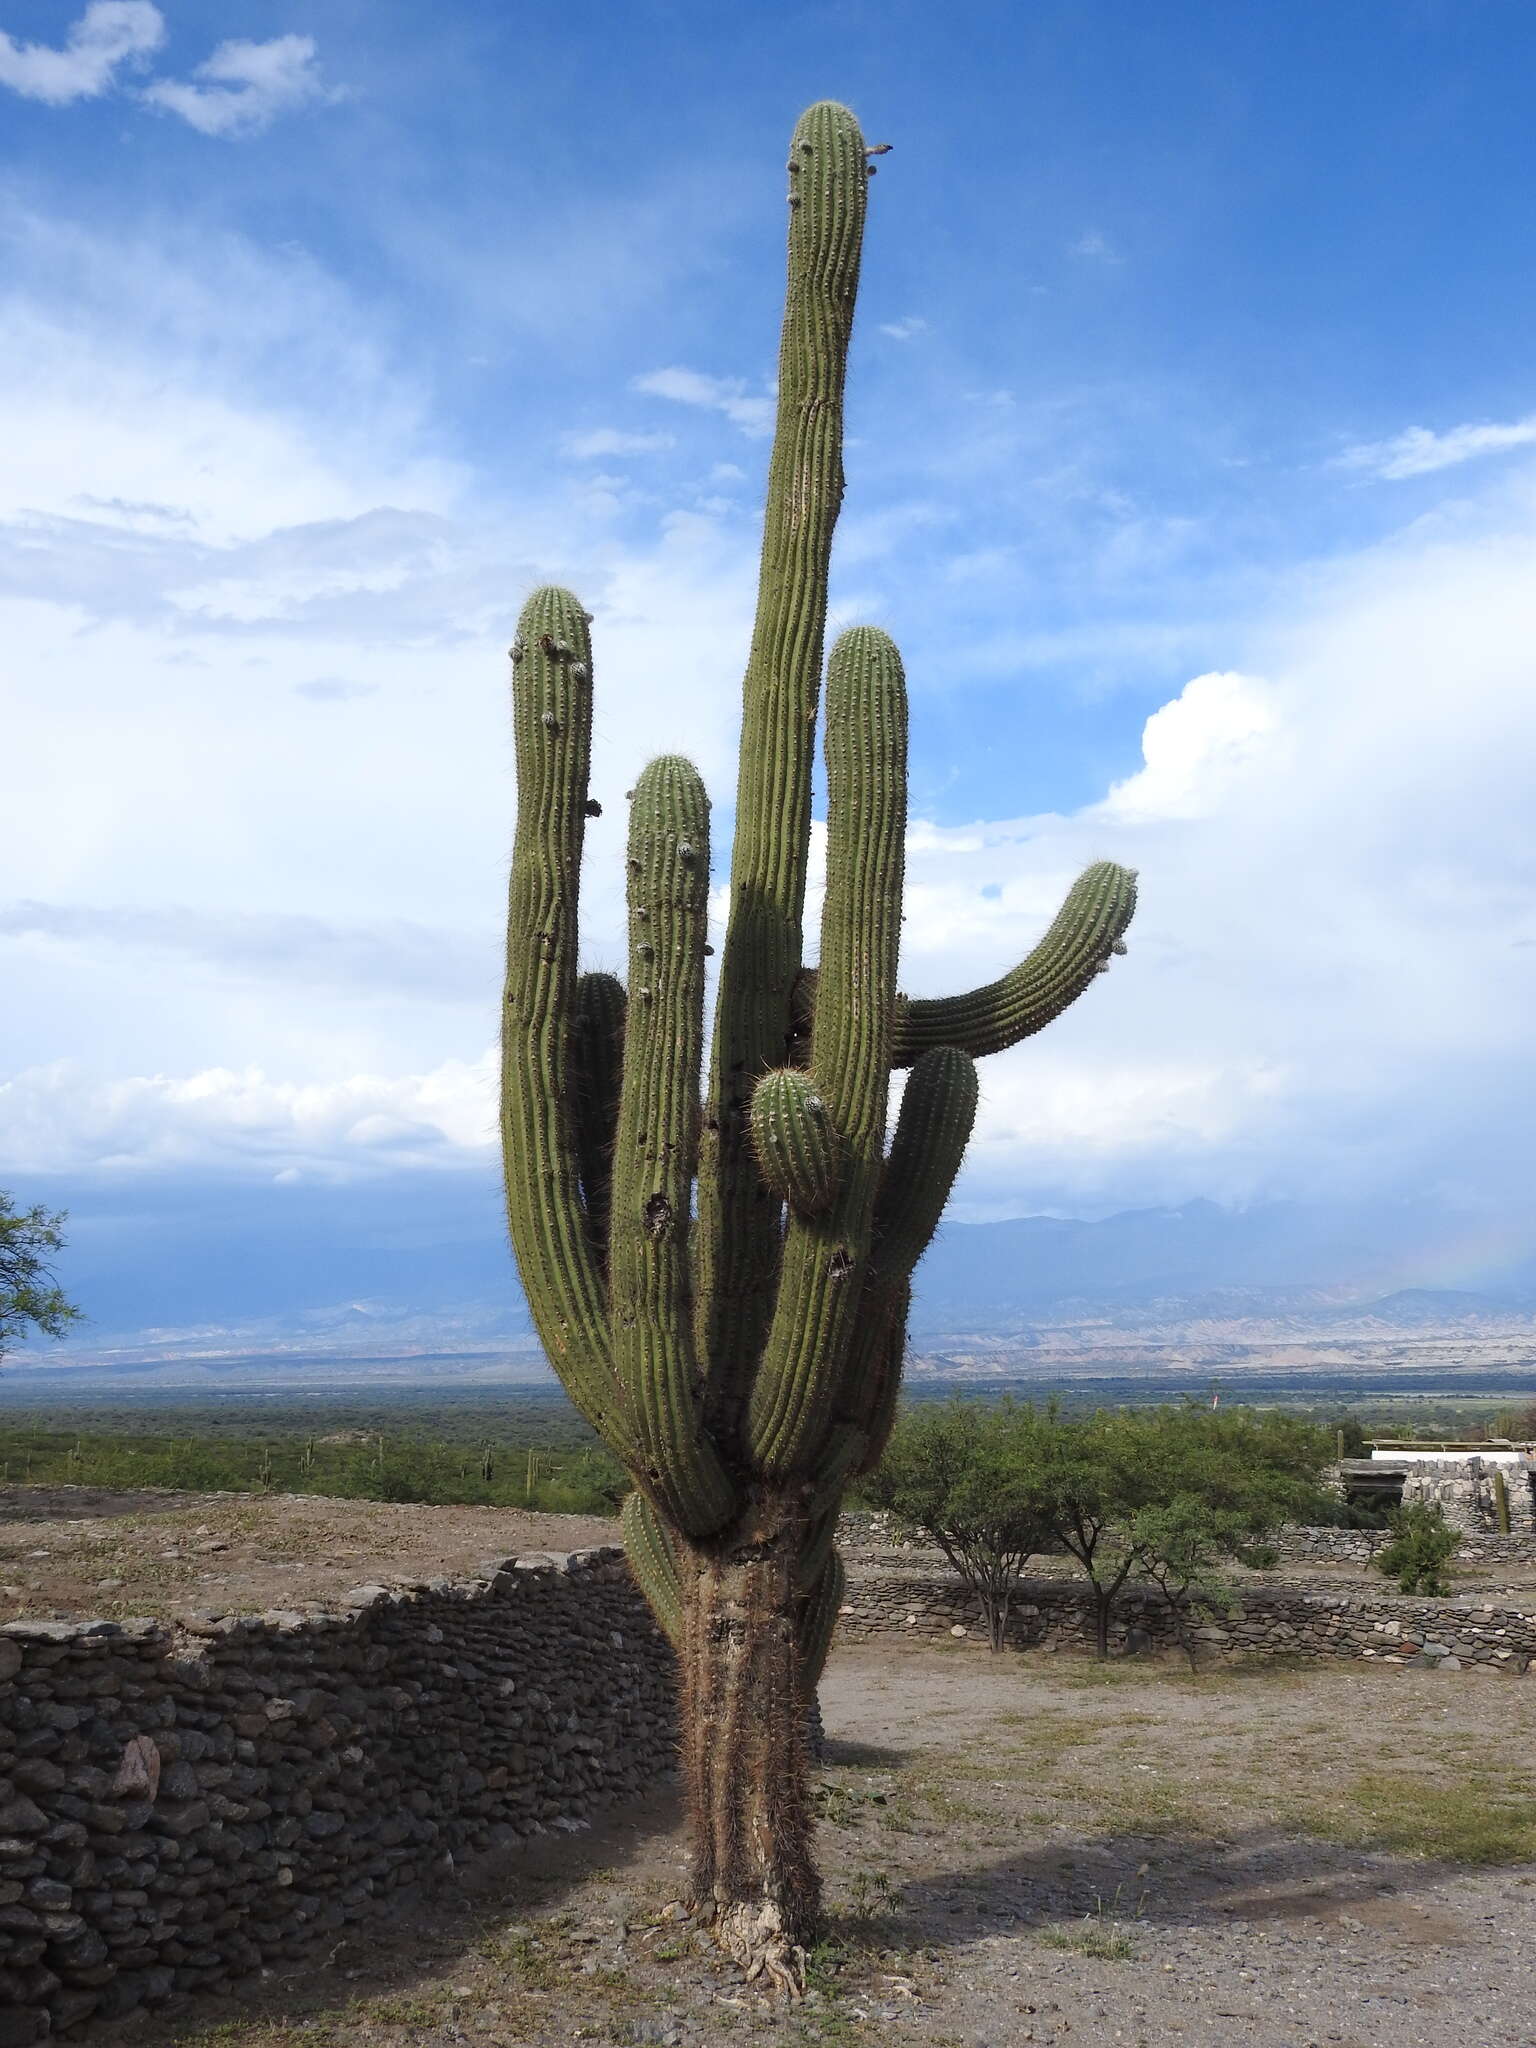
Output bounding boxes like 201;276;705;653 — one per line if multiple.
880;1825;1484;1952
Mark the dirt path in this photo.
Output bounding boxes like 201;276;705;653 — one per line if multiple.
103;1642;1536;2048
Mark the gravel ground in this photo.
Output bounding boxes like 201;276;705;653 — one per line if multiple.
89;1640;1536;2048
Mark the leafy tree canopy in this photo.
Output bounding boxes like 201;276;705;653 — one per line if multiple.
0;1193;82;1364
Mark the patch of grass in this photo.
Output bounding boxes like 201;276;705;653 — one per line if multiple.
815;1778;893;1828
1052;1767;1199;1839
1038;1922;1139;1961
1340;1773;1536;1865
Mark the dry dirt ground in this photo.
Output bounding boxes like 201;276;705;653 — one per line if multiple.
69;1643;1535;2048
8;1489;1536;1625
0;1492;622;1622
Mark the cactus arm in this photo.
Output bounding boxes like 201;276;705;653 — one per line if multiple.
840;1046;978;1474
810;1048;977;1490
621;1488;684;1649
894;860;1137;1064
695;100;870;1424
748;627;907;1477
609;758;736;1536
502;587;632;1452
796;1548;845;1692
571;971;626;1274
851;1284;910;1475
871;1047;980;1278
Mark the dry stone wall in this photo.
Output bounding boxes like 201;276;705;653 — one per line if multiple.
838;1564;1536;1671
0;1547;674;2043
1275;1524;1536;1566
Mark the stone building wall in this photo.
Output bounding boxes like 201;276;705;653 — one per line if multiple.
1396;1457;1536;1534
837;1565;1536;1671
0;1547;673;2043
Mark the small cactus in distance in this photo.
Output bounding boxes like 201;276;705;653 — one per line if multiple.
500;100;1137;1990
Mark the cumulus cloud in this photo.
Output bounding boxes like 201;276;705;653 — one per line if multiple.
0;1;161;105
142;32;336;137
1338;414;1536;480
565;428;675;460
1098;671;1281;823
895;500;1536;1214
633;367;774;437
878;316;928;341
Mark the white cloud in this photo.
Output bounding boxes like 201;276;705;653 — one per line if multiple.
565;428;675;460
294;676;378;701
142;32;336;138
633;366;774;437
878;315;928;342
1338;414;1536;480
1071;229;1121;263
896;498;1536;1214
0;1;161;104
0;1055;498;1179
1098;671;1281;823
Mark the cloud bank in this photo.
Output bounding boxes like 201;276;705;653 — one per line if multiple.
0;5;337;137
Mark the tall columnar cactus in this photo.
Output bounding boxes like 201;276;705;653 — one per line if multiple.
501;100;1137;1989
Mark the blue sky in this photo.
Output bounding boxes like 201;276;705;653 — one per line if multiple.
3;0;1536;1290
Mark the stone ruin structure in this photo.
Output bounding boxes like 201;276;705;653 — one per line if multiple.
1342;1446;1536;1535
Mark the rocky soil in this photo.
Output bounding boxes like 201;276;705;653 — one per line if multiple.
86;1640;1536;2048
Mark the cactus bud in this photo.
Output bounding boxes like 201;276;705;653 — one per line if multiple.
750;1068;841;1215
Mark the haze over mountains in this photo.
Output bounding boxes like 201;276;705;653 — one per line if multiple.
8;1175;1535;1392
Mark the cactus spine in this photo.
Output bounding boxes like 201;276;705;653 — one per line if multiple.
501;101;1137;1988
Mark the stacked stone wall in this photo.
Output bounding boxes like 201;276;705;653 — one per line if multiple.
1274;1524;1536;1566
838;1563;1536;1671
0;1548;673;2043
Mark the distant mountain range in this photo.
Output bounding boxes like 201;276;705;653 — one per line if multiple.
7;1176;1535;1387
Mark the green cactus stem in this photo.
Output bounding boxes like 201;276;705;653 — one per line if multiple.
610;757;736;1534
502;589;634;1460
621;1488;683;1646
1494;1466;1512;1535
747;626;907;1480
499;102;1138;1991
694;99;870;1437
897;860;1137;1062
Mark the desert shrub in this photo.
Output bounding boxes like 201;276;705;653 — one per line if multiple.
1375;1501;1459;1596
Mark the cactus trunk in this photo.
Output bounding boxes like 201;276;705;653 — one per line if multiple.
678;1493;820;1990
500;100;1138;1989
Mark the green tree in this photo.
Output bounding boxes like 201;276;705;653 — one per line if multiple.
865;1402;1056;1651
1375;1501;1460;1596
497;103;1137;1988
1122;1407;1333;1667
0;1193;82;1366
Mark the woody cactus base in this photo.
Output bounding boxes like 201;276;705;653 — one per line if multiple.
501;100;1137;1990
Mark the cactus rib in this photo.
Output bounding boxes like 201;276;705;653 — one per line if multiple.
571;970;626;1274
